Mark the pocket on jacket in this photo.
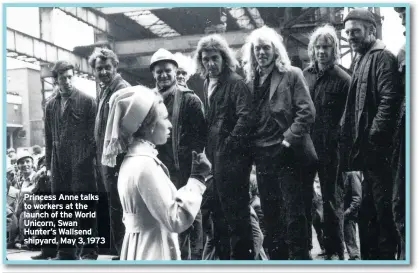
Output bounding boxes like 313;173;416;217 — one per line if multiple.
70;111;82;122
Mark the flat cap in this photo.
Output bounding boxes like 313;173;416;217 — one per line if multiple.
344;8;377;27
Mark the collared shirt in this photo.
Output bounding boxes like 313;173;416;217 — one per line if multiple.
57;88;74;116
256;62;275;87
207;77;218;104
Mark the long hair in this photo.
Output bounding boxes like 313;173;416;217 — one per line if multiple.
307;24;341;67
242;26;291;83
193;34;239;78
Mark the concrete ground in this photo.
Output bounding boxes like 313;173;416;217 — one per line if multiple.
6;226;355;261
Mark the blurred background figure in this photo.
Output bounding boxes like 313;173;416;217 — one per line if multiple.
343;171;362;260
7;148;17;168
174;52;196;89
312;176;325;256
31;145;44;170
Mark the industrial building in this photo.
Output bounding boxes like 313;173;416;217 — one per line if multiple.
6;6;384;149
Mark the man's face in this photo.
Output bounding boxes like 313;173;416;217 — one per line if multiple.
152;62;177;89
18;158;33;176
253;38;275;68
345;20;371;53
399;10;406;27
176;68;190;87
314;35;334;66
94;58;117;85
56;69;74;94
201;50;224;77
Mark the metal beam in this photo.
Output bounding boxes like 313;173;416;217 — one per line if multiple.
114;28;275;57
283;7;316;29
57;7;109;33
95;7;172;15
118;43;243;71
341;49;352;58
6;27;92;75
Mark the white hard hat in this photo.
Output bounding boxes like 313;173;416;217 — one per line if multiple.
16;150;33;164
150;48;178;71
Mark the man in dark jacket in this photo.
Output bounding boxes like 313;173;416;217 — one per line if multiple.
343;171;362;260
45;60;98;260
89;48;131;259
340;9;401;260
303;25;351;260
150;48;207;260
194;34;255;260
392;7;407;260
242;26;316;260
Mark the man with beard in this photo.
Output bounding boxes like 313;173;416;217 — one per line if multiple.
303;25;351;260
150;48;206;260
194;34;255;260
392;7;407;260
340;9;401;260
242;26;316;260
45;60;98;260
88;48;131;260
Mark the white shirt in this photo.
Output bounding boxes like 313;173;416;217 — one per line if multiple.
207;77;218;105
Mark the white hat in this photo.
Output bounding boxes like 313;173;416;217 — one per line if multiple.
16;150;33;164
102;85;157;167
150;48;178;70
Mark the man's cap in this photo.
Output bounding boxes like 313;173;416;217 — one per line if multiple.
150;48;178;71
16;150;33;164
344;8;377;27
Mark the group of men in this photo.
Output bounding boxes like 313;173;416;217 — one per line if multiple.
6;146;46;250
28;7;406;261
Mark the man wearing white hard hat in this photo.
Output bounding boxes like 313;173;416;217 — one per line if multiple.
150;48;207;260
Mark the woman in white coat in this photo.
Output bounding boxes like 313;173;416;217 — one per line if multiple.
101;86;211;260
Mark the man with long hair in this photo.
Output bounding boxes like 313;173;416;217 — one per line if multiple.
242;26;316;260
303;24;351;260
194;34;255;260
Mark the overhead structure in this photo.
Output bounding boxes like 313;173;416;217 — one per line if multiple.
6;6;383;87
6;27;92;76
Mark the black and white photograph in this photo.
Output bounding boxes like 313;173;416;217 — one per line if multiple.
3;3;410;266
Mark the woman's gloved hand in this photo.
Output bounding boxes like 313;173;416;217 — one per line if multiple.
190;151;212;183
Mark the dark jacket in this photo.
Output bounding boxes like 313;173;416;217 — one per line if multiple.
94;74;131;163
303;64;350;164
339;40;402;171
392;43;406;168
156;84;207;188
250;66;317;165
203;69;254;162
45;88;97;193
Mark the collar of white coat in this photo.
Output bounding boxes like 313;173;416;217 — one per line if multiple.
126;139;160;161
